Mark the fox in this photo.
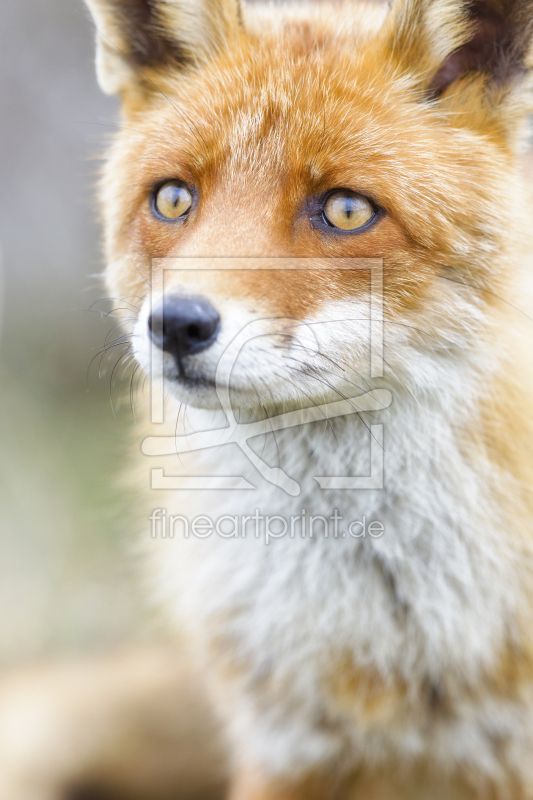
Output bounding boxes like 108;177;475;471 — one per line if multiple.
2;0;533;798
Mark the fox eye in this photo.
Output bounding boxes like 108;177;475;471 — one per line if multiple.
153;180;192;220
323;190;375;231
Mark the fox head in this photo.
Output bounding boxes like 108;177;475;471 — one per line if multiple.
86;0;533;411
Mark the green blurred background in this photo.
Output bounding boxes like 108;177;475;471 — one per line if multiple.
0;0;150;665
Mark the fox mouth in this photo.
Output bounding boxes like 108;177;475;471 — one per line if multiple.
161;359;263;411
166;367;217;392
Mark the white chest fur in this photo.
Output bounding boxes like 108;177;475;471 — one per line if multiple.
143;364;528;779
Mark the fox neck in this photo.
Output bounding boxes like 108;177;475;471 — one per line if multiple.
150;349;526;685
161;340;503;535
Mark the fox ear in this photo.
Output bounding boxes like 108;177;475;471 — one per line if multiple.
383;0;533;126
85;0;241;101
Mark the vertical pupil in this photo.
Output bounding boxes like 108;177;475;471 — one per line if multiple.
345;197;354;218
171;187;181;207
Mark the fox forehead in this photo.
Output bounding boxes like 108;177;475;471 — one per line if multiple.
134;46;418;183
122;20;466;180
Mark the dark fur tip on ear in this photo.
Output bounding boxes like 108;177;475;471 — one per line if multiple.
111;0;189;68
429;0;533;98
86;0;241;98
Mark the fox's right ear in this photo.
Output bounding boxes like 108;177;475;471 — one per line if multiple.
85;0;241;103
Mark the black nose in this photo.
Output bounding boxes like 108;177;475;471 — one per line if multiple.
148;295;220;360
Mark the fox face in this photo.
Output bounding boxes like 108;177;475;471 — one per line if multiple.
89;0;533;413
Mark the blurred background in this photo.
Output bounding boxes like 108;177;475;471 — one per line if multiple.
0;0;151;666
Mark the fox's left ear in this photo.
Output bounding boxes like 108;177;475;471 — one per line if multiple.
382;0;533;137
85;0;241;104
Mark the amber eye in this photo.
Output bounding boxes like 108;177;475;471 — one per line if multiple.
323;190;375;231
154;180;192;220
